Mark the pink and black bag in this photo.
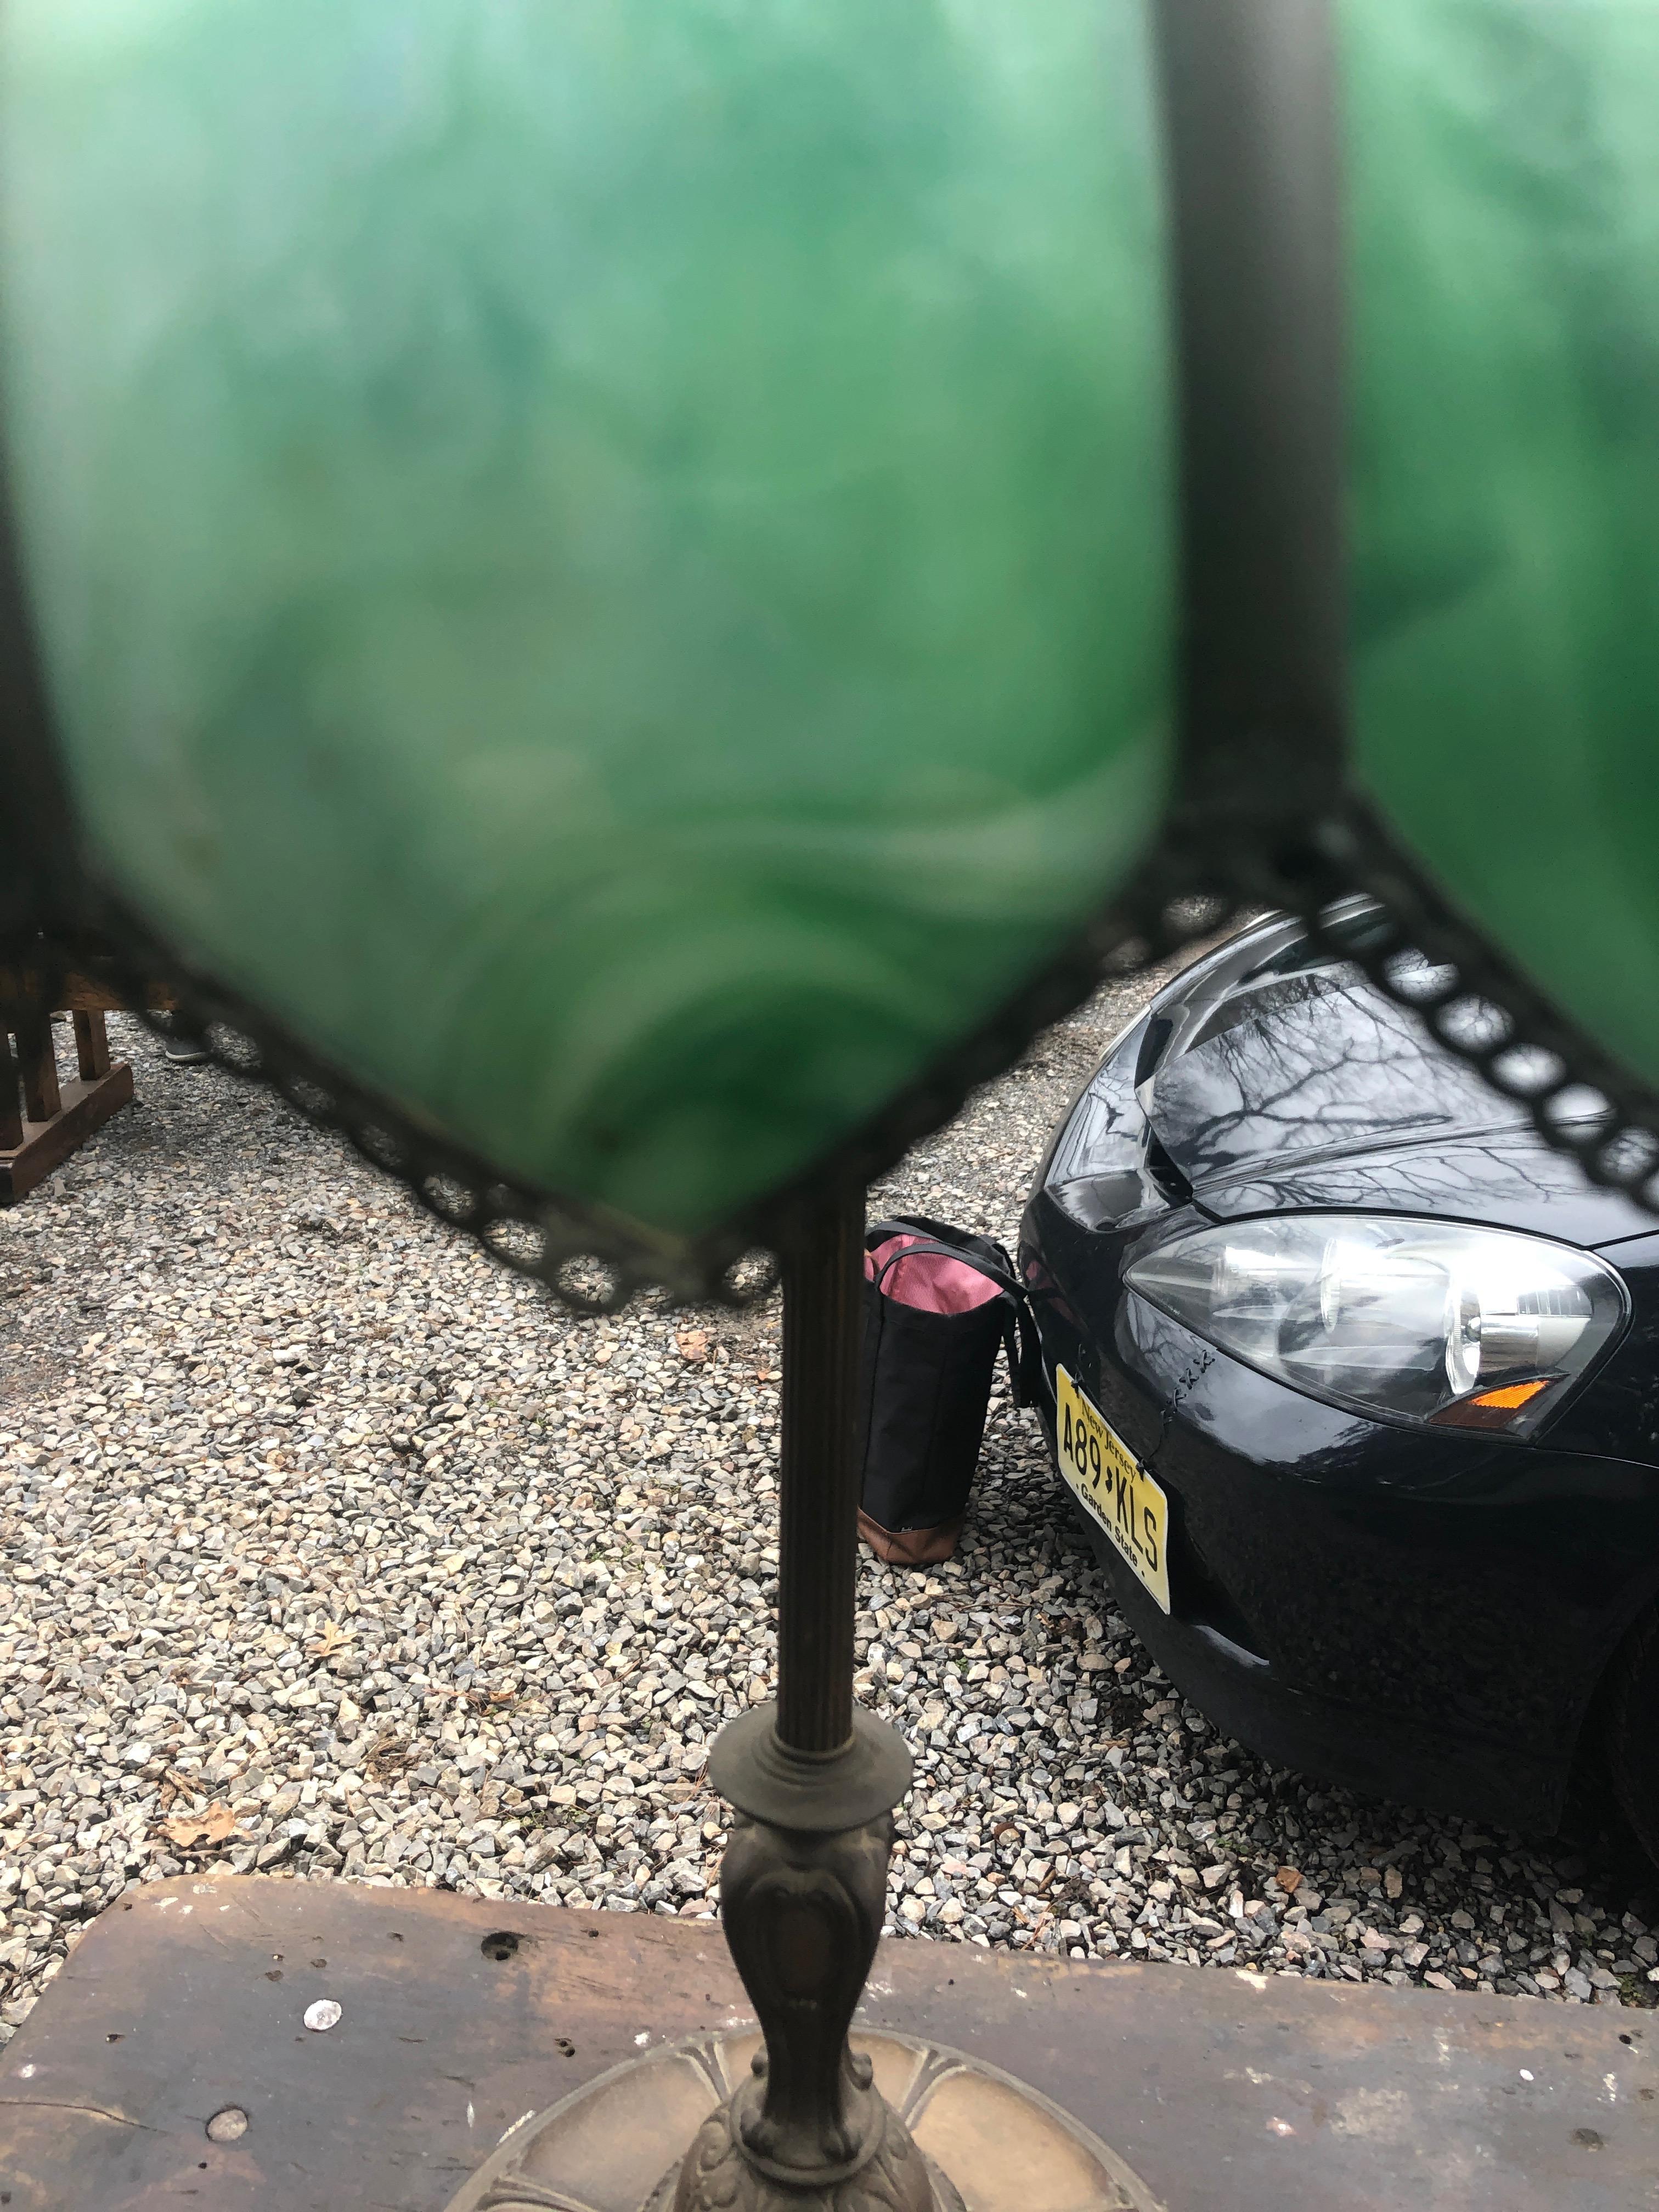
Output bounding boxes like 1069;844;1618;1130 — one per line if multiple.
856;1214;1039;1566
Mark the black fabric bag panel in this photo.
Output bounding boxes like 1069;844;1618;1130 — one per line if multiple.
856;1215;1033;1554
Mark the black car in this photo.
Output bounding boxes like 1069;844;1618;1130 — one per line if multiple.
1019;903;1659;1865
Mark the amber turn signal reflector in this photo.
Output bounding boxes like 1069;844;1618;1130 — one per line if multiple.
1469;1379;1550;1412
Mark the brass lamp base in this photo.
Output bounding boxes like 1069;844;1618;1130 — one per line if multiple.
448;1200;1163;2212
444;2027;1161;2212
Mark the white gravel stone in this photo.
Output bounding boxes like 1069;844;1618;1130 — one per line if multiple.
1;997;1654;2046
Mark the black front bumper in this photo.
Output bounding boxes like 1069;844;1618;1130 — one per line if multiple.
1023;1190;1659;1835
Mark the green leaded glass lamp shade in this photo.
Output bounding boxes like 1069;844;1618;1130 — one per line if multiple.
4;0;1658;1295
7;10;1659;2208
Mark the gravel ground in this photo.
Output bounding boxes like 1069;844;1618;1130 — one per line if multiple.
3;981;1657;2050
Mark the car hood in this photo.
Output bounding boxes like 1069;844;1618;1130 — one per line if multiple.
1185;1122;1656;1246
1139;925;1656;1248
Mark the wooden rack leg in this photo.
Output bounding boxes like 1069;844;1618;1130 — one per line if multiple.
73;1008;111;1080
0;1028;22;1150
15;1010;61;1122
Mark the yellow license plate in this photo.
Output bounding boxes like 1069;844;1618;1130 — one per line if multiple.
1055;1366;1170;1614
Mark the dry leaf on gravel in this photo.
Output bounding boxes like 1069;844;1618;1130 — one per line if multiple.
159;1803;239;1849
675;1329;710;1363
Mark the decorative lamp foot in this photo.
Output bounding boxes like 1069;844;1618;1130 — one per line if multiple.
664;2062;947;2212
447;2029;1157;2212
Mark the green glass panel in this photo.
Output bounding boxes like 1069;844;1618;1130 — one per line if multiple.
1342;0;1659;1092
0;0;1172;1239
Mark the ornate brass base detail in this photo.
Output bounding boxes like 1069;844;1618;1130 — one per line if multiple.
656;2061;946;2212
444;2029;1162;2212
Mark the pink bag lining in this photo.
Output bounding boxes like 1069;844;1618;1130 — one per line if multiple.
865;1234;1001;1316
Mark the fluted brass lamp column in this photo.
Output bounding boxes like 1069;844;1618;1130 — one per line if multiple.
8;0;1659;2202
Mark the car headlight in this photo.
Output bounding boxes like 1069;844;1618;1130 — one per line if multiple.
1124;1215;1626;1436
